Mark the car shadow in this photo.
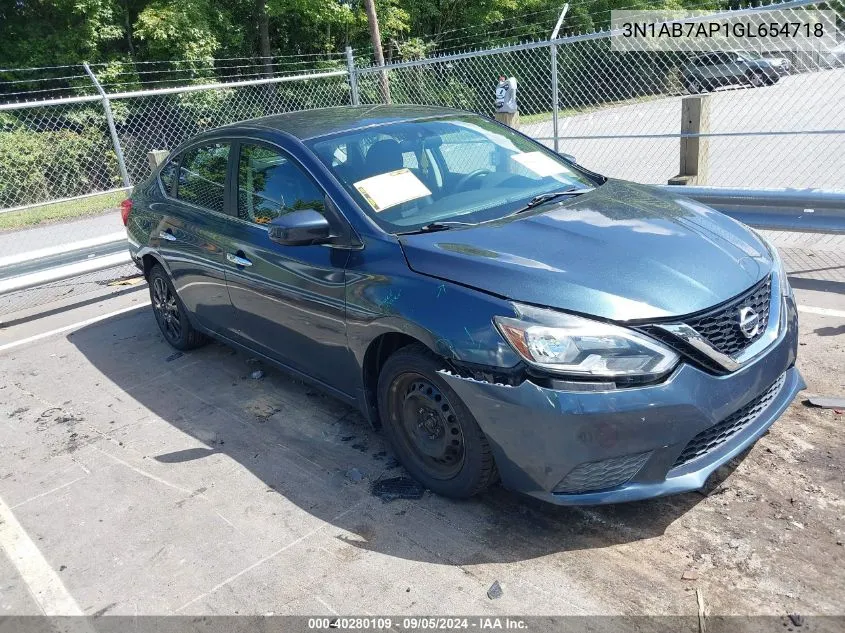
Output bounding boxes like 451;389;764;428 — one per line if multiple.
69;308;730;565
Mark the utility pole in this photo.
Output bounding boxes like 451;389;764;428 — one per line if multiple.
363;0;391;103
257;0;273;78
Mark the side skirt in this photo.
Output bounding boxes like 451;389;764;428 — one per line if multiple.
192;323;361;410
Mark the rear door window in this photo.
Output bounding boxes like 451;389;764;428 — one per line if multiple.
175;143;230;214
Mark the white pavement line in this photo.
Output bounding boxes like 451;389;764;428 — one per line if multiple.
0;251;131;295
0;232;126;268
0;304;146;353
798;305;845;319
92;446;196;496
315;596;339;615
174;501;366;614
10;476;87;510
0;494;83;615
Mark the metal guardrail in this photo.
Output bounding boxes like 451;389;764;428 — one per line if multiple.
0;187;841;301
0;235;131;296
666;186;845;233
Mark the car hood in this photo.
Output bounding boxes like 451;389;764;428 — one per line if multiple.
398;180;773;322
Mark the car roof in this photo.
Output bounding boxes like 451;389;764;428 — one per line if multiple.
215;104;467;141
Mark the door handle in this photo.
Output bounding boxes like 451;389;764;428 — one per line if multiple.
226;253;253;267
159;230;177;242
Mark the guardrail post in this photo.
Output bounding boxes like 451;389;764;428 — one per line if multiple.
346;46;360;106
669;94;711;186
83;63;131;189
147;150;169;172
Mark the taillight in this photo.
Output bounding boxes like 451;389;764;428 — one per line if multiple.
120;198;133;226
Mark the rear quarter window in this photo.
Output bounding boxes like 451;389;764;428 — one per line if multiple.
159;157;178;195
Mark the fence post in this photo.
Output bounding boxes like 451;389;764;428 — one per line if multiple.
549;4;569;153
83;63;131;189
346;46;360;106
669;95;711;186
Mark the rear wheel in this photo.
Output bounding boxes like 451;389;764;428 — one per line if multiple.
377;344;498;498
148;264;207;350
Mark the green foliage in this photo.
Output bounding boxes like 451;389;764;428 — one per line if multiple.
0;0;729;210
0;119;120;207
0;0;727;70
134;0;225;60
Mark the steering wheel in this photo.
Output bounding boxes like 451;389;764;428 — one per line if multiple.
455;169;491;192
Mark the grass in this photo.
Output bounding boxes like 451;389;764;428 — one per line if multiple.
0;190;128;232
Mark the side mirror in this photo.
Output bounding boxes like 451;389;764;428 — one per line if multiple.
559;153;577;165
268;209;332;246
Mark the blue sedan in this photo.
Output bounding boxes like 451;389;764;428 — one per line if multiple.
123;105;804;505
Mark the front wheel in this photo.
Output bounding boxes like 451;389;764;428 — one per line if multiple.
685;77;703;94
747;71;765;88
148;264;208;351
377;344;498;499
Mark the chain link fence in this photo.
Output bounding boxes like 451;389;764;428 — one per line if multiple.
1;0;843;217
0;65;352;214
359;0;844;190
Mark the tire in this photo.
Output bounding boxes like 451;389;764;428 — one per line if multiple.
747;71;765;88
148;264;208;351
377;344;498;499
685;77;701;94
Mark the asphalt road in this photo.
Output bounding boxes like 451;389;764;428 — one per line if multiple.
0;212;122;260
521;69;845;190
0;234;842;622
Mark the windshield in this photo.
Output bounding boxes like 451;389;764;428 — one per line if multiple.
307;116;601;232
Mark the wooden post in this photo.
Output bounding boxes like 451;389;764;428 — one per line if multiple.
669;95;710;186
147;150;169;172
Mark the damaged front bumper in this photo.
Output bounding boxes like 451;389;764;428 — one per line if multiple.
438;298;804;505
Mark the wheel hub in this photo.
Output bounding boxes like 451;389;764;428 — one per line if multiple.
152;277;182;341
396;378;464;474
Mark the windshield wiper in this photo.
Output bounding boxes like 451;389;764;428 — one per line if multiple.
396;220;476;235
508;187;595;216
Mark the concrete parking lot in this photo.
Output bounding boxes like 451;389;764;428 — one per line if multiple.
0;233;843;621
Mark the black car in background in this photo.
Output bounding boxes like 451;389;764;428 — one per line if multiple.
682;51;790;93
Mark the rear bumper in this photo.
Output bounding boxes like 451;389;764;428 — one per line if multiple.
439;296;803;505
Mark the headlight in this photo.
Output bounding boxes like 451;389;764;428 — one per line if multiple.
754;231;791;298
772;246;791;298
494;304;679;379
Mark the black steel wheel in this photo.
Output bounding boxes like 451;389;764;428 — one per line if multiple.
377;344;498;498
148;264;207;351
747;71;765;88
394;374;465;479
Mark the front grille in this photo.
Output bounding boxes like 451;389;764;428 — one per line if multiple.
684;275;772;357
553;451;651;494
672;372;786;469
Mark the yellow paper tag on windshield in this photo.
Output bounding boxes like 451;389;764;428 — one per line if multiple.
354;168;432;212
